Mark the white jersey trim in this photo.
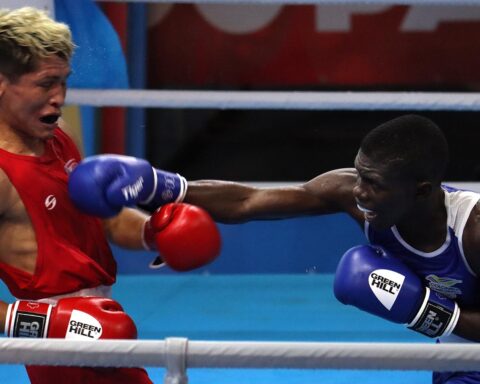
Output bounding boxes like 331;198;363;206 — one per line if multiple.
364;220;451;258
364;221;370;241
19;285;113;306
391;225;451;258
364;188;479;276
444;188;480;277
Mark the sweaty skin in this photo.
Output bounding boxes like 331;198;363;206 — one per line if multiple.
184;153;480;341
0;56;149;332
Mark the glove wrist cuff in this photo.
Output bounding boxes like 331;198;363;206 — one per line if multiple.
408;287;460;338
141;169;187;208
5;301;52;338
141;218;156;251
142;217;167;269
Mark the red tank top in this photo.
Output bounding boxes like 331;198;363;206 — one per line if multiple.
0;128;116;299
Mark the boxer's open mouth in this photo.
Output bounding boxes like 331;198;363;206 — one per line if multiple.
40;114;60;125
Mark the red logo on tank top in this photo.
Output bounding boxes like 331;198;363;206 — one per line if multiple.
45;195;57;210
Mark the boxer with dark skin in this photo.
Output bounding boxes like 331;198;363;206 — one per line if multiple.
73;117;480;316
71;113;480;384
182;115;480;383
185;116;480;339
74;115;480;384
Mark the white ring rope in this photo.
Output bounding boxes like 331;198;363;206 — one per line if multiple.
0;338;479;371
66;89;480;111
96;0;480;5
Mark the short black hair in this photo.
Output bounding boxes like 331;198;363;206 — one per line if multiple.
359;114;449;183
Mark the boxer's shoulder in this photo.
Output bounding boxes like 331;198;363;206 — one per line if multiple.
461;199;480;276
302;168;359;218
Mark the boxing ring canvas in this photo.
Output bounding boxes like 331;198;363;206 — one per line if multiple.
0;274;432;383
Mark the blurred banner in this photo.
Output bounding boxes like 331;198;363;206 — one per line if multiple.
147;5;480;89
54;0;129;156
0;0;53;12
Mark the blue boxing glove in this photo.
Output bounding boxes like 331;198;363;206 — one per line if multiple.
68;154;187;218
334;245;460;338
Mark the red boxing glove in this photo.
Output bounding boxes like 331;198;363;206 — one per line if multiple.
4;297;137;340
144;203;221;271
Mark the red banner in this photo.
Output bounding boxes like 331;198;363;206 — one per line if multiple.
147;5;480;88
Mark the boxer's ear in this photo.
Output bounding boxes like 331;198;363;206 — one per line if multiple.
0;74;7;98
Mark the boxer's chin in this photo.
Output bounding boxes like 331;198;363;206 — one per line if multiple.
367;216;392;231
357;204;381;227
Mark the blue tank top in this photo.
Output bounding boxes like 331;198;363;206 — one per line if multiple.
366;186;480;380
366;186;480;343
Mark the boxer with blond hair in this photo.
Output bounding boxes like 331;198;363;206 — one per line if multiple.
0;7;221;383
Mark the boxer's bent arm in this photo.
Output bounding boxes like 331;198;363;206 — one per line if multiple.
0;168;38;333
0;169;16;215
102;208;149;249
455;208;480;341
448;242;480;341
0;301;9;333
186;168;359;223
454;310;480;342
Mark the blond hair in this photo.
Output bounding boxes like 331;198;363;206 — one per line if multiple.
0;7;75;79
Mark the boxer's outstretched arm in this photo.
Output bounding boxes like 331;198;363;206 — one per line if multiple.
68;155;359;222
186;168;360;223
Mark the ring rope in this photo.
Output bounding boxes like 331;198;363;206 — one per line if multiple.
67;89;480;111
0;338;479;371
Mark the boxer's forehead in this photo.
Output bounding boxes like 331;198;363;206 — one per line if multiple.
354;150;411;183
